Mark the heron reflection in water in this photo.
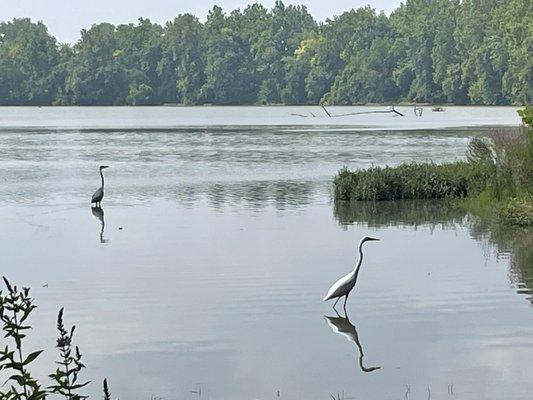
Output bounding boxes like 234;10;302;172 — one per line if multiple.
325;311;381;373
91;206;108;243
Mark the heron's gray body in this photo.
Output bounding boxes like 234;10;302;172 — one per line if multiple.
91;166;108;207
91;187;104;204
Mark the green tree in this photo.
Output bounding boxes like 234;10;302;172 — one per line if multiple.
0;0;531;106
453;0;506;104
492;0;533;104
115;18;163;105
327;9;397;104
200;6;257;104
252;1;316;103
159;14;206;104
390;0;454;102
0;18;61;105
63;23;129;105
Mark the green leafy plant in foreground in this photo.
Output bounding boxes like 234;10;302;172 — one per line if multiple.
0;277;114;399
0;277;46;400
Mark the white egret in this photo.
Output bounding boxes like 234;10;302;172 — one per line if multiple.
323;236;380;310
91;165;109;207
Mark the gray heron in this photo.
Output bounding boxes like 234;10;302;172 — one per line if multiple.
91;165;109;207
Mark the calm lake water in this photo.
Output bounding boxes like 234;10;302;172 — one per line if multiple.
0;106;531;400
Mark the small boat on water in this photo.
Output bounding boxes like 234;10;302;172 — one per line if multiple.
432;106;445;112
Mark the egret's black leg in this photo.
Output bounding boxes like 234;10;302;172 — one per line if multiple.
343;295;349;313
333;297;340;310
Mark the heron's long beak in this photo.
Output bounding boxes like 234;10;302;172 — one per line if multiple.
368;237;380;241
102;166;109;169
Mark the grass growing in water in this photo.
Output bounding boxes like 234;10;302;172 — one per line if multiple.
334;107;533;226
334;162;491;201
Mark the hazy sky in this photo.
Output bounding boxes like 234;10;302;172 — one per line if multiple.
0;0;401;44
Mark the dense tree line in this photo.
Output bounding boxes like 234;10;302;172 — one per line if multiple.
0;0;531;106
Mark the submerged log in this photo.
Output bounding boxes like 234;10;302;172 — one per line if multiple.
321;104;332;117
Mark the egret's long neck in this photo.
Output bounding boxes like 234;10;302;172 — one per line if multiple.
100;169;105;189
352;241;364;279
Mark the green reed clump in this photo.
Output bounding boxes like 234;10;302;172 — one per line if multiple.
49;308;90;399
498;194;533;227
334;161;491;201
0;277;47;400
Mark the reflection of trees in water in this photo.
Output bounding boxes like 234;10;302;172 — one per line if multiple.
469;219;533;305
333;200;466;230
334;200;533;306
121;179;322;209
175;180;318;210
510;236;533;304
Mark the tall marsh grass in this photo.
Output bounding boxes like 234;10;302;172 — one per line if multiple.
467;126;533;199
334;162;492;201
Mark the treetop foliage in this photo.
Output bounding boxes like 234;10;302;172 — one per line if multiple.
0;0;531;106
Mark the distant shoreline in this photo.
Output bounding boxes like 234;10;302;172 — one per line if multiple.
0;104;522;108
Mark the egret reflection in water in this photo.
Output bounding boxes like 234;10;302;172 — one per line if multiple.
91;206;108;243
325;311;381;373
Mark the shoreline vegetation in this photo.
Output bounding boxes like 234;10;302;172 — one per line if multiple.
334;107;533;227
1;0;531;107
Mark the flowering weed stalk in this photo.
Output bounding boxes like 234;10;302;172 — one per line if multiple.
48;308;90;399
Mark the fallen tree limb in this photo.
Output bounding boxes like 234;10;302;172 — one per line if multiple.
292;105;405;118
